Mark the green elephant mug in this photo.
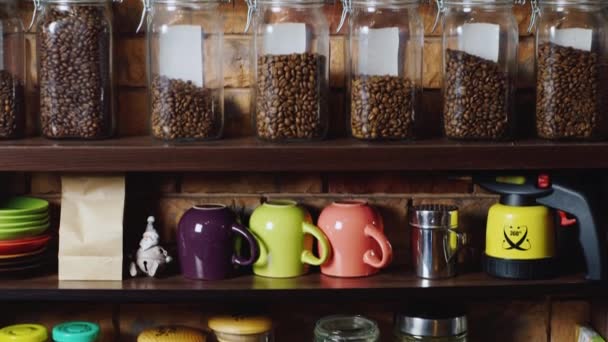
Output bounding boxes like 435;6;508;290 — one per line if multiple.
250;200;330;278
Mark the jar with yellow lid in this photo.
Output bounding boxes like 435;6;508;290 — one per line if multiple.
208;316;273;342
137;326;206;342
0;324;48;342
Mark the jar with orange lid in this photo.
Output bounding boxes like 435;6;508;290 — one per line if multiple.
0;324;48;342
208;316;273;342
137;326;206;342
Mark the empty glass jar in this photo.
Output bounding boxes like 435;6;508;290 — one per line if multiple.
34;0;115;139
533;0;608;140
438;0;518;140
143;0;225;141
246;0;330;141
341;0;423;140
314;315;380;342
0;0;24;139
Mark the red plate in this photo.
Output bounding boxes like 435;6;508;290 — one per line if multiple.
0;234;52;255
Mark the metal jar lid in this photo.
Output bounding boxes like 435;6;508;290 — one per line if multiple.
410;204;458;229
395;314;467;337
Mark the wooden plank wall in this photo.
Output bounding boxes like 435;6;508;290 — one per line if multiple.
1;1;596;341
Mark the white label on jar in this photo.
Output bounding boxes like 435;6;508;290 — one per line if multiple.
551;28;593;51
460;23;500;62
263;23;308;55
358;27;399;76
159;25;204;86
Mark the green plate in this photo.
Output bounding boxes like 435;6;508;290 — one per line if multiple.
0;223;50;240
0;211;49;224
0;218;49;230
0;197;49;216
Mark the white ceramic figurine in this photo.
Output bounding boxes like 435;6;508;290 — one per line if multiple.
129;216;173;278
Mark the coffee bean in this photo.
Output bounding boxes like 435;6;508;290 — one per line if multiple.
38;6;112;139
536;42;606;139
0;71;24;139
151;75;221;140
256;53;327;141
443;49;509;139
351;75;414;140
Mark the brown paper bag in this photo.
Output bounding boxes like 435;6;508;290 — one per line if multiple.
59;175;125;280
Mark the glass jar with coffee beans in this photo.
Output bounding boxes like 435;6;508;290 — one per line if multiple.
246;0;330;142
531;0;608;140
141;0;225;141
34;0;116;139
339;0;423;141
437;0;519;140
0;0;25;140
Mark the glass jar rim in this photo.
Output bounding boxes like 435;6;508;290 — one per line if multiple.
539;0;604;5
150;0;226;3
314;315;380;341
351;0;419;7
40;0;112;3
444;0;514;5
257;0;326;5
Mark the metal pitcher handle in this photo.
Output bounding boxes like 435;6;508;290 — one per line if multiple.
443;228;468;264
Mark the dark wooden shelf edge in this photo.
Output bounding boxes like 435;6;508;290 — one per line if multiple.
0;136;605;171
0;272;602;302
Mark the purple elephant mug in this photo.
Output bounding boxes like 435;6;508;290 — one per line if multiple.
177;204;259;280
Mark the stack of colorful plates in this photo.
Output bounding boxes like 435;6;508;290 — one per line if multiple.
0;197;52;274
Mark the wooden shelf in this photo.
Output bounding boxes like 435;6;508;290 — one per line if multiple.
0;271;601;302
0;136;605;171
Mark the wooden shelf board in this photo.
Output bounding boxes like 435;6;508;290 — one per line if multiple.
0;272;600;302
0;136;605;171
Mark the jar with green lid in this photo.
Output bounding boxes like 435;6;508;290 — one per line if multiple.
314;315;379;342
52;322;99;342
393;313;467;342
208;315;273;342
137;326;206;342
0;324;48;342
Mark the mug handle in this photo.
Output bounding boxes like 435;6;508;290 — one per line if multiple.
250;231;269;266
301;222;331;266
363;224;393;269
231;223;260;266
444;229;467;263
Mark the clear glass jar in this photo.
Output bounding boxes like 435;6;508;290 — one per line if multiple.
314;315;380;342
439;0;518;140
534;0;608;140
247;0;330;141
208;315;273;342
0;0;25;139
35;0;115;139
342;0;422;140
144;0;224;141
393;314;467;342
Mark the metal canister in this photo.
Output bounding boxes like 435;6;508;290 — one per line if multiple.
393;313;467;342
410;204;464;279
